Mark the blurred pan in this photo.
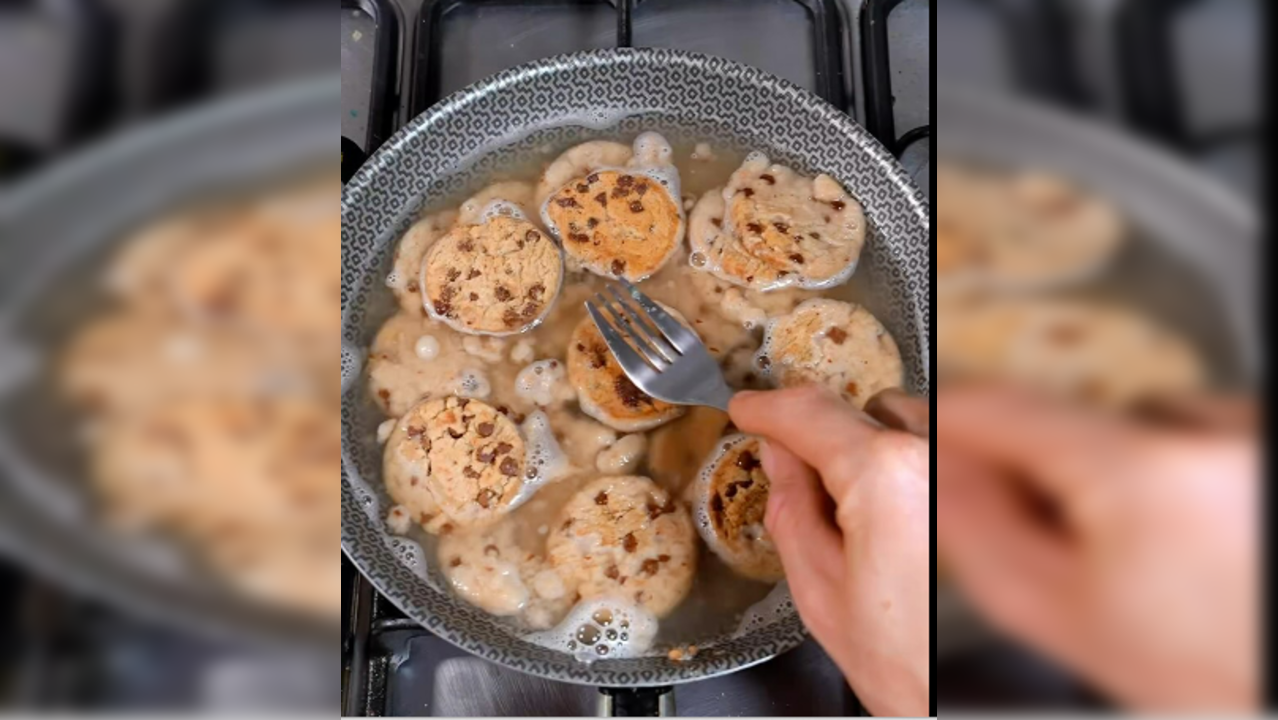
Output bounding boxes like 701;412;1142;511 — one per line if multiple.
0;78;336;649
936;86;1259;655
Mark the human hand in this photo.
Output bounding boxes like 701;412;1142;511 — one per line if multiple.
729;386;931;717
937;385;1259;711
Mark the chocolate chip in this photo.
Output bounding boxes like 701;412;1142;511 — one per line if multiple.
407;279;420;292
618;174;635;187
845;381;860;397
830;200;846;211
658;554;671;563
635;182;649;196
710;493;724;516
561;518;574;531
569;232;589;243
407;426;424;439
450;556;462;568
477;422;495;437
446;267;461;282
739;187;755;198
447;427;464;439
439;285;457;301
441;522;455;534
494;285;512;301
503;308;522;327
477;448;496;464
377;389;390;406
499;457;519;476
433;300;452;316
460;239;475;252
641;558;660;576
528;283;546;300
789;253;806;265
521;302;540;319
469;292;479;301
595;491;609;506
611;186;631;199
746;222;763;234
496;442;513;455
587;173;600;184
411;476;420;486
610;259;627;276
623;533;638;553
586;217;599;229
827;327;848;344
605;564;620;580
614;374;650;408
760;173;776;185
483;543;500;556
736;450;762;472
594;192;607;208
710;218;722;228
629;201;644;213
556;196;580;208
773;221;790;234
576;183;590;193
467;268;482;279
809;231;821;240
463;466;481;479
590;344;609;369
477;489;498;508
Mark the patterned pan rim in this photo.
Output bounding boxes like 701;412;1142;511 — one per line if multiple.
341;47;931;686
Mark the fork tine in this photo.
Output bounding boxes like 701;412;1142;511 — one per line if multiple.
585;299;666;377
593;293;673;368
606;286;681;360
617;278;702;352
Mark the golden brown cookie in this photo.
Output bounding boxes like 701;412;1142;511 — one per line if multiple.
693;434;783;583
383;396;526;534
711;153;865;290
566;311;687;432
756;298;903;408
542;170;683;281
547;475;696;618
421;216;563;336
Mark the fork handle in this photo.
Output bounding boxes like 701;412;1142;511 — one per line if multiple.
702;383;735;414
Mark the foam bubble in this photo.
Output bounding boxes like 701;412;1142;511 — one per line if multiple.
385;271;401;288
376;419;397;445
732;581;795;638
514;359;566;406
455;368;492;399
513;410;571;507
524;596;659;662
477;199;529;224
415;335;440;361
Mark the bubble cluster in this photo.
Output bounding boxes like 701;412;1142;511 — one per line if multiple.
524;597;659;663
414;335;441;361
732;581;796;638
514;359;566;406
477;199;529;224
512;410;570;507
454;368;492;399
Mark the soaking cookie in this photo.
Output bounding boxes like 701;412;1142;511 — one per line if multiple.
566;310;689;432
535;140;634;208
438;522;575;629
421;215;563;336
547;475;696;618
383;396;526;534
756;298;904;408
541;133;684;282
693;434;783;583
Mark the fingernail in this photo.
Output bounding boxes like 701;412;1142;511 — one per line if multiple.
759;440;781;480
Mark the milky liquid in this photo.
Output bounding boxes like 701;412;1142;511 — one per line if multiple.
362;128;884;656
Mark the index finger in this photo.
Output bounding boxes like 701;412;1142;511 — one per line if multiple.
729;385;881;490
937;383;1144;501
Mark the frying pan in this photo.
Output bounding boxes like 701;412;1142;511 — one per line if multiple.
340;49;931;710
0;78;337;650
936;87;1259;655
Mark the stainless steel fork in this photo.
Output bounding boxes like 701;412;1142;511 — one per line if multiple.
585;278;735;413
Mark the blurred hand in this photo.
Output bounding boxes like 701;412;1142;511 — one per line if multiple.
730;386;930;717
938;385;1259;712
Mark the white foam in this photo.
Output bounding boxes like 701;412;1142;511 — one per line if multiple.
524;596;659;662
454;368;491;399
512;410;571;507
732;581;795;638
385;271;401;288
476;199;529;224
376;419;397;445
514;359;566;406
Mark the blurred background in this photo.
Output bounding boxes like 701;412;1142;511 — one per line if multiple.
936;0;1260;712
0;0;333;712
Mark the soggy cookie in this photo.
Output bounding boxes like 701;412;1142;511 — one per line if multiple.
566;311;688;432
422;215;563;336
543;170;683;281
548;476;696;618
757;298;903;408
693;435;783;583
383;396;526;534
